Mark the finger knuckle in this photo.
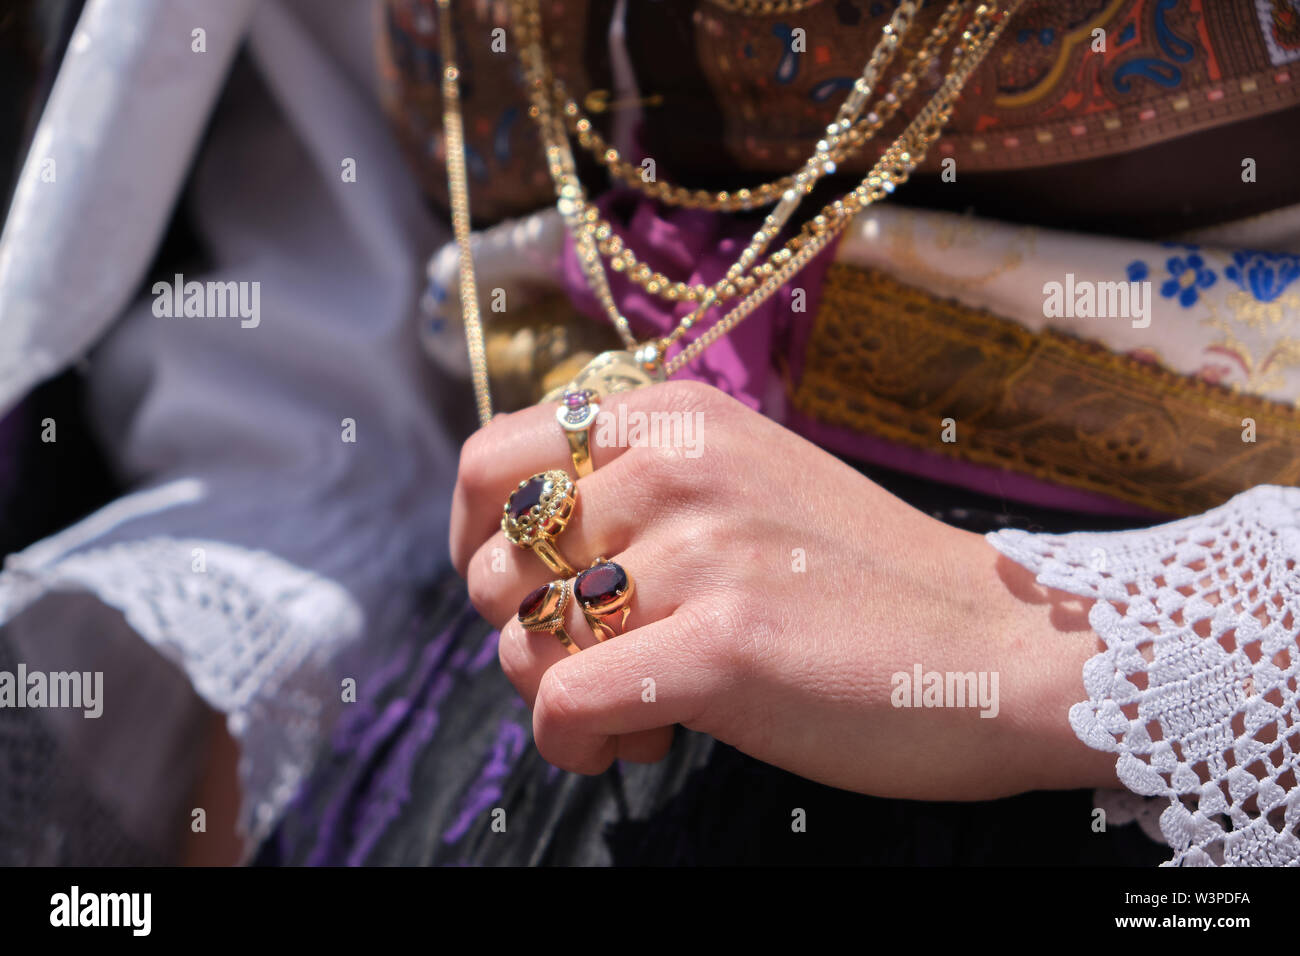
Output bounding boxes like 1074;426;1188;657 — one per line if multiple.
659;378;724;413
681;594;755;674
534;666;588;738
465;559;499;619
497;619;528;684
672;513;729;566
534;670;613;774
456;427;499;496
622;439;699;506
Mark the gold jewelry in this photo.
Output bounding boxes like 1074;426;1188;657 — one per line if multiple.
518;580;579;654
544;2;966;219
552;1;969;312
540;344;666;404
513;0;1017;367
661;1;1023;367
436;0;492;425
574;559;634;641
706;0;824;13
513;0;922;340
502;470;580;576
582;89;664;114
438;0;1024;425
664;1;1026;376
556;388;600;477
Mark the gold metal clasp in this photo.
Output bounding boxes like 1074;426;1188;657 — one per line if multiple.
583;89;664;114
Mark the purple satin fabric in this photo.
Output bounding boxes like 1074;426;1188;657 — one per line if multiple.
558;191;1160;519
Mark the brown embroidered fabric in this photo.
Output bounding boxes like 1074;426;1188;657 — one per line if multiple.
381;0;1300;221
684;0;1300;173
794;264;1300;517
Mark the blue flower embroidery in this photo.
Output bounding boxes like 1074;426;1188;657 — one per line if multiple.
1223;250;1300;303
1160;253;1216;308
1126;260;1149;282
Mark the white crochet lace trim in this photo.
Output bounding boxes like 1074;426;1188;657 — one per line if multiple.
0;534;361;849
988;484;1300;866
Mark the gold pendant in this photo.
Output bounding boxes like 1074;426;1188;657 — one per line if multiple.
539;346;667;404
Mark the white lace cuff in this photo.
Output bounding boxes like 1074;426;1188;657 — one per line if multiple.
0;515;362;854
988;484;1300;865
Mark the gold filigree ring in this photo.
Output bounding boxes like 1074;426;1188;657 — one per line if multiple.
517;580;579;655
502;470;579;577
556;388;600;478
574;558;634;641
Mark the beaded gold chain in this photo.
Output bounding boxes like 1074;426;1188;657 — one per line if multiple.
664;1;1023;375
528;1;970;311
512;0;924;346
439;0;1023;424
543;1;968;215
706;0;825;15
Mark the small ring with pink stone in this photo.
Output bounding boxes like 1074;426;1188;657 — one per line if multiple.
556;388;600;478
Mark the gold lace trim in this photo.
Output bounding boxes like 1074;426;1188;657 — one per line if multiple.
793;264;1300;516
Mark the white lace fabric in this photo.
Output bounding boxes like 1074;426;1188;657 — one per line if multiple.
1;530;360;856
989;484;1300;865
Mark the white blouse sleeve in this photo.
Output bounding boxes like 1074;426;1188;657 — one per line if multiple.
987;484;1300;866
0;0;457;861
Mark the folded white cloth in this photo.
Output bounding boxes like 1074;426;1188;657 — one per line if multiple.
0;0;456;861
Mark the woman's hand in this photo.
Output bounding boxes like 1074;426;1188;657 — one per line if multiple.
451;380;1118;800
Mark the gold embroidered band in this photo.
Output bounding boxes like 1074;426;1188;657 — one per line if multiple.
792;264;1300;516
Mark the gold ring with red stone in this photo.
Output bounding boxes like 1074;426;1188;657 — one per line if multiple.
517;580;579;654
502;470;580;577
574;558;634;641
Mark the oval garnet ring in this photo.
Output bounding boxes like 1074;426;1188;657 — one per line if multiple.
517;580;579;655
574;559;635;641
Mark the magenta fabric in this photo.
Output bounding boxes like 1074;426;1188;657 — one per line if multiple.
557;191;1164;518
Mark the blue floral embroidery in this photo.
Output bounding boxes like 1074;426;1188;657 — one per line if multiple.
1160;253;1216;308
1126;260;1149;283
1223;250;1300;303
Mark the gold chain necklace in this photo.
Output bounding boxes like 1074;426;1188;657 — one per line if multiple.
516;0;1008;361
666;0;1022;376
541;1;967;215
513;0;923;349
526;1;970;312
439;0;1022;425
436;0;492;426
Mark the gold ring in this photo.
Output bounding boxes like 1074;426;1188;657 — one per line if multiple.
574;558;634;641
518;580;579;654
502;470;579;577
556;388;600;478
